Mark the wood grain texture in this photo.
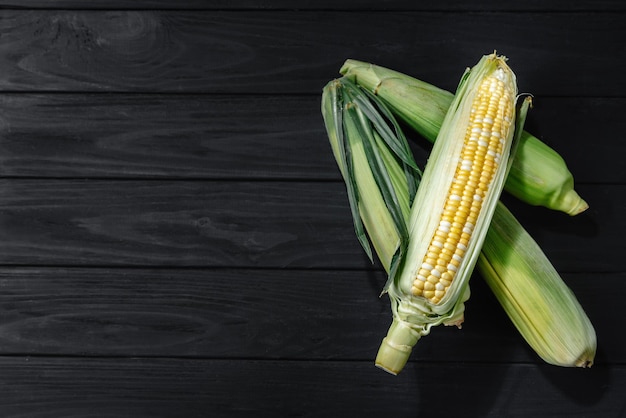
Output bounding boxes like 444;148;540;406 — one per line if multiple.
0;180;619;272
0;267;620;364
0;0;624;10
0;357;621;417
0;180;362;268
0;94;336;180
1;10;625;95
0;94;621;183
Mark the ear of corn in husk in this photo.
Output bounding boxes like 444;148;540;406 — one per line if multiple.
340;59;588;216
377;53;522;374
321;53;596;376
321;77;421;279
478;202;596;368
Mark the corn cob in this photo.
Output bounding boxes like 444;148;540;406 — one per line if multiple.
378;53;521;373
340;59;588;216
321;54;596;375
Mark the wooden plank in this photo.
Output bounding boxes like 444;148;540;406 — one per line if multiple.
0;357;621;417
0;94;337;180
0;180;362;268
0;180;621;271
1;11;624;95
0;0;624;11
0;267;393;359
0;267;618;364
0;94;621;183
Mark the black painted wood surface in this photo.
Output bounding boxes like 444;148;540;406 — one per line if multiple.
0;2;624;417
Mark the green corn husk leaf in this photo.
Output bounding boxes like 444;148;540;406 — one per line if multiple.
340;59;588;216
321;78;421;275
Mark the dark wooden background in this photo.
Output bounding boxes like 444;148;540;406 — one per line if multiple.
0;1;624;417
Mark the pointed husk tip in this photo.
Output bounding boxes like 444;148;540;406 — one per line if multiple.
562;189;589;216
